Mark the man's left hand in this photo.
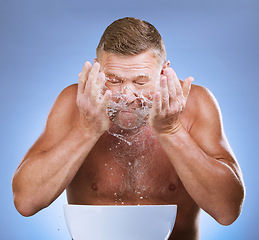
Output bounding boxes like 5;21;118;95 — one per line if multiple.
148;67;194;135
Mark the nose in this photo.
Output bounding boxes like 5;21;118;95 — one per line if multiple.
122;86;138;104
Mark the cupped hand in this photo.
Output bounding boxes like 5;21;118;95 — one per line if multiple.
76;61;111;135
148;67;194;135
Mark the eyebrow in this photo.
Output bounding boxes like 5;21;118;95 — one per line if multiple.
134;75;151;81
105;73;122;79
105;73;151;81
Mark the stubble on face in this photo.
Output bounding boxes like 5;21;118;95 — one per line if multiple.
97;50;163;131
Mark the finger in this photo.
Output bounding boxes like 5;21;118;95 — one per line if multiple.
164;68;176;98
94;72;106;102
154;75;161;92
183;76;194;98
150;91;161;115
78;61;91;94
86;62;100;98
99;89;112;112
160;76;169;110
164;68;182;103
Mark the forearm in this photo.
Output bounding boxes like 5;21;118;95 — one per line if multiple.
12;126;101;216
156;126;245;225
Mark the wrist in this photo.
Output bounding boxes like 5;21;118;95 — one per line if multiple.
73;122;104;140
152;120;182;136
154;124;188;149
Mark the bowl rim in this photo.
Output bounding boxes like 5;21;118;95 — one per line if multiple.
64;204;177;208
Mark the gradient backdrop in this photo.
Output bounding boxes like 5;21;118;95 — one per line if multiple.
1;0;258;239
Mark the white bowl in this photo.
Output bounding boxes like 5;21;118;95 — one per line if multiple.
64;204;177;240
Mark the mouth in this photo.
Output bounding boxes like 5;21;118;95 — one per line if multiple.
120;108;137;113
118;109;137;118
120;110;133;114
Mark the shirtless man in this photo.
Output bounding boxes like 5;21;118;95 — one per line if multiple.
12;17;245;239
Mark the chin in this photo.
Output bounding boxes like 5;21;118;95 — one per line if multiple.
109;113;147;132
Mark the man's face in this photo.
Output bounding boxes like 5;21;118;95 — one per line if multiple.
98;50;163;130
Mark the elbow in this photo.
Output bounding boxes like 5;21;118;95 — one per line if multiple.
13;192;39;217
13;189;49;217
14;199;35;217
216;179;246;226
215;193;245;226
12;177;41;217
216;208;241;226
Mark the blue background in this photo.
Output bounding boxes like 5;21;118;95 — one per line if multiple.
1;0;258;239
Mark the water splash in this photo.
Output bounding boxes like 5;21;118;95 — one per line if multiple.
98;77;158;204
106;87;153;131
105;130;133;145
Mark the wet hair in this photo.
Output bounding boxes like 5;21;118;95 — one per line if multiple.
96;17;166;65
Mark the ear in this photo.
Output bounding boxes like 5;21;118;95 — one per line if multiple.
161;60;170;75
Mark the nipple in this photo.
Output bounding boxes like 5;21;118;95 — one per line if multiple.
169;183;176;191
91;183;98;191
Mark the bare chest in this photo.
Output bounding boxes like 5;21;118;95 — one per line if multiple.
68;126;185;205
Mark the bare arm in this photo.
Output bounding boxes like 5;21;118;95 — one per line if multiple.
12;62;111;216
149;67;245;225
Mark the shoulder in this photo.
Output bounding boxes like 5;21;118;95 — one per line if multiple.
25;84;79;153
49;84;78;115
53;83;78;106
45;84;79;133
185;83;224;140
182;83;223;133
187;83;221;118
188;84;217;105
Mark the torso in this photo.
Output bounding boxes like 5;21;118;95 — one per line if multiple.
66;100;201;239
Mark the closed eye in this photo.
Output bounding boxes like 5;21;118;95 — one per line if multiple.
105;77;123;84
133;75;150;86
134;81;147;85
109;80;123;84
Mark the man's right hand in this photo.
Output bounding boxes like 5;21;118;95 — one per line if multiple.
12;61;111;216
76;61;111;135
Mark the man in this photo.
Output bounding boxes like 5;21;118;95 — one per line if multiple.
12;17;245;239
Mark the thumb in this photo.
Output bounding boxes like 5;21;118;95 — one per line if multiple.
183;77;194;98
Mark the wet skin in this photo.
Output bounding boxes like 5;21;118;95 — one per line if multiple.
12;50;244;240
67;123;200;239
67;51;200;239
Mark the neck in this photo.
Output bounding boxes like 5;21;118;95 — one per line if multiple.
104;123;152;146
107;122;148;136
